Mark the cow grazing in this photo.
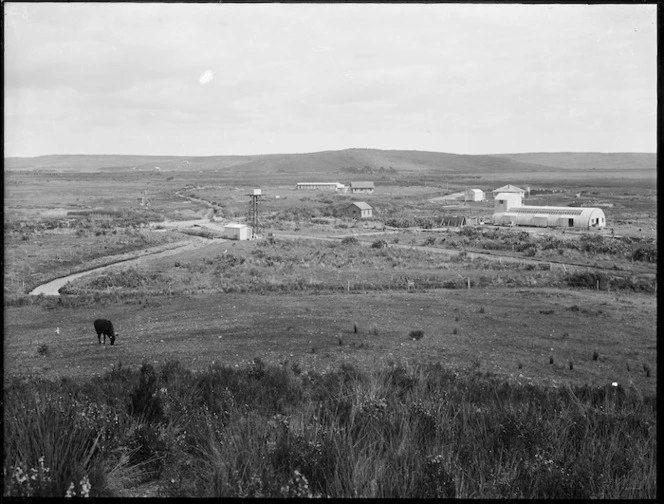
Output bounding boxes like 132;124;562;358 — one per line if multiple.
93;319;117;345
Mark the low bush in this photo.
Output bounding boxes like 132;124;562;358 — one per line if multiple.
409;330;424;340
3;360;657;498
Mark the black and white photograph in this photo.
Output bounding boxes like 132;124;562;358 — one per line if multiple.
4;2;656;498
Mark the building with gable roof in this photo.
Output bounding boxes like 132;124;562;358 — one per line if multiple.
492;184;605;229
345;202;373;219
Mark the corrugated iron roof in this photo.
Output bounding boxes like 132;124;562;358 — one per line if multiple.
510;206;585;216
350;181;375;189
348;202;373;210
492;184;525;193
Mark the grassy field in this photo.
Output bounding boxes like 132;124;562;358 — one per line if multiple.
3;149;657;497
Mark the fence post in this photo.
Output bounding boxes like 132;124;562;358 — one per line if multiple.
467;277;471;289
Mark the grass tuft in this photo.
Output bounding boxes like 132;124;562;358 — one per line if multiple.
409;330;424;341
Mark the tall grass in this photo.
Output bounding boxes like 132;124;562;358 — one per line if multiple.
3;360;657;498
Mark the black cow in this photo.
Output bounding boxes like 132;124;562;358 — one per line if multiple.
93;319;117;345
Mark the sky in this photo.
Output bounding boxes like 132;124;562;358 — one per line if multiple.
3;3;657;157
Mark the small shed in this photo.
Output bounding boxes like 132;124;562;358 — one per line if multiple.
345;202;373;219
224;223;251;240
465;188;486;202
349;181;375;194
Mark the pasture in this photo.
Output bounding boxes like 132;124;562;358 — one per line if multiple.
5;288;656;395
3;150;657;497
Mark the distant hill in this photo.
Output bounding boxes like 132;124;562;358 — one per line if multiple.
4;149;655;181
489;152;656;171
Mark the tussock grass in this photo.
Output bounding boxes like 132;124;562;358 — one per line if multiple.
4;360;656;498
409;330;424;341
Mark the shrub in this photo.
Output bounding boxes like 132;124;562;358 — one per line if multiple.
632;245;656;263
125;422;169;480
248;357;266;380
409;330;424;340
129;363;163;423
341;236;359;245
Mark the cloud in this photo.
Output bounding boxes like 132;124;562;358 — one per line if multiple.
3;3;657;156
198;70;214;85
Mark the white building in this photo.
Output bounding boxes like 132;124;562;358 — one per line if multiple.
492;185;606;229
492;184;526;203
224;223;252;240
465;188;486;202
296;182;346;192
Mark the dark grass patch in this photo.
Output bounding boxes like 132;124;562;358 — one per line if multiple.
409;330;424;341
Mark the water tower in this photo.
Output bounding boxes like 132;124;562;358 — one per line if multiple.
247;189;262;238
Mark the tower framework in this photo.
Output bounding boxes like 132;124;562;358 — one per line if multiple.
247;189;262;238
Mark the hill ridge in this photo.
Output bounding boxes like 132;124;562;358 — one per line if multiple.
4;149;655;177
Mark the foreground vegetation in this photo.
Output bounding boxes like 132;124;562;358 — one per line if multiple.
4;360;656;498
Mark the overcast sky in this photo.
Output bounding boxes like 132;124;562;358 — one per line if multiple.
4;3;657;157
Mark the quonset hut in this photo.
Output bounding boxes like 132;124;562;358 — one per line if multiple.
492;185;606;229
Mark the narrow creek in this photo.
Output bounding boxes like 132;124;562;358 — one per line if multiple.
29;237;213;296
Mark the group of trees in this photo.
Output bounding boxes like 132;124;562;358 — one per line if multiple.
340;165;397;175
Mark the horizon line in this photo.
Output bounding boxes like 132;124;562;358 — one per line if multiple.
5;148;657;159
